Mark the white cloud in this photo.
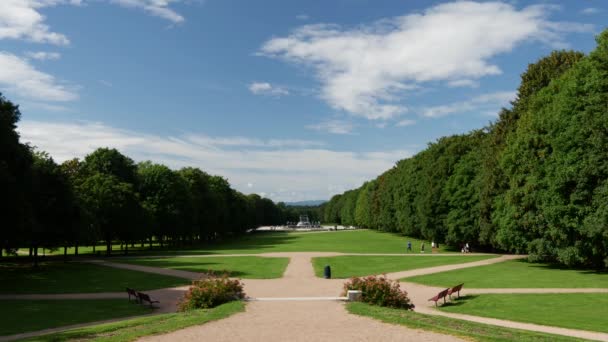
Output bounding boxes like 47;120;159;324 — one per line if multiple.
0;0;186;47
306;120;354;135
259;1;592;120
396;119;416;127
580;8;600;15
110;0;185;23
447;79;479;88
422;91;515;118
0;52;78;102
248;82;289;96
17;120;412;202
296;14;309;20
0;0;72;45
26;51;61;60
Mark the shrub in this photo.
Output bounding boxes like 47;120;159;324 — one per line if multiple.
178;273;246;311
342;275;414;310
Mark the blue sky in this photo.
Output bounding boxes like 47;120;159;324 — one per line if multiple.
3;0;606;202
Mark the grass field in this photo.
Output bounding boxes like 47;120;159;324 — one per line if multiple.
404;259;608;288
14;230;448;257
198;230;447;254
20;301;245;342
0;262;189;294
119;256;290;279
311;255;497;278
440;294;608;333
0;299;151;336
347;302;586;342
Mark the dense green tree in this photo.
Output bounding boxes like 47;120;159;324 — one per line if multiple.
137;162;191;246
0;94;32;256
82;148;137;184
78;173;142;255
496;32;608;267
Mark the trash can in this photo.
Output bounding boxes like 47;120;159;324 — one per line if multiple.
324;265;331;279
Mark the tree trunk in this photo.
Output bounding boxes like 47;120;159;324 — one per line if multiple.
125;242;128;255
64;246;67;262
93;244;96;254
29;247;33;257
106;240;111;256
75;245;79;257
33;246;39;268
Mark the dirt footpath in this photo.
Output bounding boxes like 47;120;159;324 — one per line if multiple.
139;301;463;342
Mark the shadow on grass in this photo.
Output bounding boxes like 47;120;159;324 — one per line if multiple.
441;294;480;308
512;258;608;275
121;260;251;277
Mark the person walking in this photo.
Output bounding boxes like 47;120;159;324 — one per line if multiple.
407;241;412;253
420;242;425;253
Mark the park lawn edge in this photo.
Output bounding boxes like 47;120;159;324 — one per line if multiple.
346;302;588;342
438;294;608;333
19;300;245;342
312;255;498;278
116;256;290;279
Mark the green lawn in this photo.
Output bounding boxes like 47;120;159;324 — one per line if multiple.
440;294;608;333
197;230;447;254
0;299;151;336
404;259;608;288
312;255;497;278
20;301;245;342
118;256;289;279
347;302;586;342
0;262;189;294
15;230;449;257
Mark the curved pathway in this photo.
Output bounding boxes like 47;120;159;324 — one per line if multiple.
2;253;608;342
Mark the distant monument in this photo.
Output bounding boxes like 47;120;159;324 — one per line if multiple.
296;215;311;227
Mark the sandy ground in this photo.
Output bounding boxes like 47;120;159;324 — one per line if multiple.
139;300;463;342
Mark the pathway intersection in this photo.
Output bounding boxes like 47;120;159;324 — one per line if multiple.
2;252;608;341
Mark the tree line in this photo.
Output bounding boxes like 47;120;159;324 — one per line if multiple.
322;30;608;269
1;99;313;262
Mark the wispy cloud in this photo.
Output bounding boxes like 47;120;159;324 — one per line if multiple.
580;7;600;15
0;52;78;102
421;91;515;118
296;14;309;20
26;51;61;60
109;0;185;24
259;1;592;120
396;119;416;127
0;0;74;45
17;120;412;202
447;79;479;88
0;0;186;48
248;82;289;96
306;119;354;134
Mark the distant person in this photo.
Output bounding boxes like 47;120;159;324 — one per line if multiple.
465;242;470;253
420;242;425;253
407;241;412;252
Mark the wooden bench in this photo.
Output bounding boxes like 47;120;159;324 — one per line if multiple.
428;288;449;306
448;283;464;299
126;287;138;302
137;292;160;307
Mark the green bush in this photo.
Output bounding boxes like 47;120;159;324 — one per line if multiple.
342;275;414;310
178;274;245;311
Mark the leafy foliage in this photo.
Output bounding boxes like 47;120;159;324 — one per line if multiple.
178;274;245;310
323;30;608;269
342;275;414;309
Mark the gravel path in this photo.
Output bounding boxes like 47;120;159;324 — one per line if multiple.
138;297;463;342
